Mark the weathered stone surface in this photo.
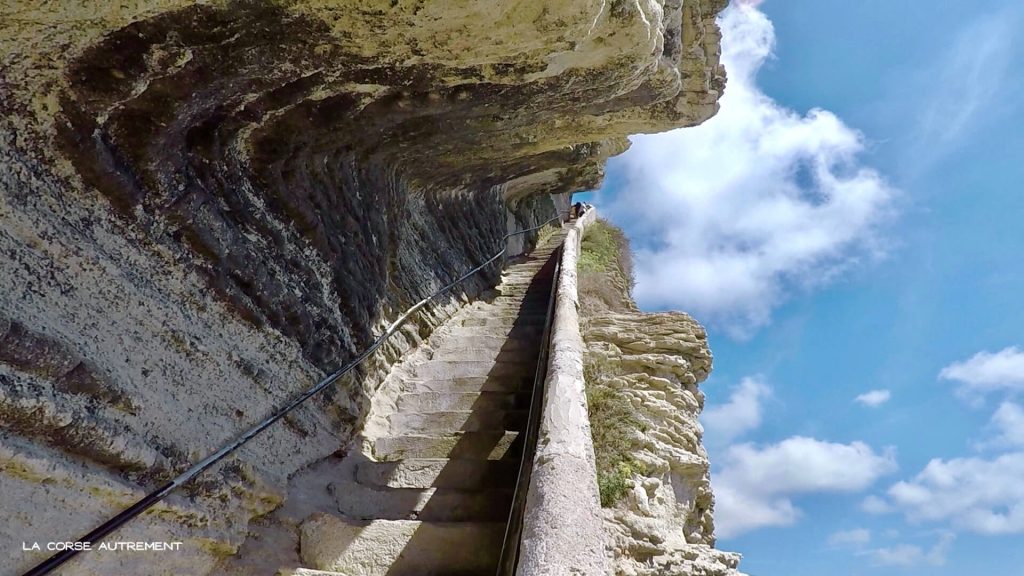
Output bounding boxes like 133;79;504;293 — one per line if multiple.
0;430;282;576
1;1;726;574
581;252;744;574
519;209;609;576
299;513;505;576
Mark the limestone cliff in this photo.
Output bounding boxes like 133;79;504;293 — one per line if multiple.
579;220;744;575
0;1;727;574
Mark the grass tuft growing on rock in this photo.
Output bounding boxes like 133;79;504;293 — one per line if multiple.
579;217;647;506
578;218;634;290
578;218;637;314
584;358;646;507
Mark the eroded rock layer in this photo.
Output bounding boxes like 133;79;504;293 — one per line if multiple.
579;222;744;575
585;313;744;575
1;1;726;574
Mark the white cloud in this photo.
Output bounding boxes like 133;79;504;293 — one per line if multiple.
987;402;1024;447
877;452;1024;535
871;544;923;568
828;528;871;547
913;11;1017;163
869;532;954;568
861;494;893;515
702;377;771;443
939;346;1024;398
604;2;893;337
713;436;897;538
854;389;891;407
713;483;800;538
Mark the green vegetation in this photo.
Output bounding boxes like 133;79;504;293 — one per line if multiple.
578;218;634;290
584;358;647;507
577;218;637;314
578;218;646;505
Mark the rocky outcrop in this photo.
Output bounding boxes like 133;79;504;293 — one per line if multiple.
1;1;727;574
579;224;744;575
585;313;743;575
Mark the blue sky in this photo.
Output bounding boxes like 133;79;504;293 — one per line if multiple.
583;1;1024;573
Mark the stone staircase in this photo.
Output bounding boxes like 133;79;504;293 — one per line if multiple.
277;228;565;576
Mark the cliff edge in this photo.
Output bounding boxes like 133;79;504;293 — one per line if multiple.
579;220;745;575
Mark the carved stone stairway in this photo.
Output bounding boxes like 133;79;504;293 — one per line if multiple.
276;228;565;576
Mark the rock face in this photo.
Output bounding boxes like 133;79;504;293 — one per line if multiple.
578;223;744;575
585;313;744;575
0;1;727;574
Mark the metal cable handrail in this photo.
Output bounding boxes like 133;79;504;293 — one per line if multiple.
21;212;567;576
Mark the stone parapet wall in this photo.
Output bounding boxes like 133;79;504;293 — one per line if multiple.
518;207;608;576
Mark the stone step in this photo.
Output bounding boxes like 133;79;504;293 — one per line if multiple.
506;261;548;269
495;282;545;290
494;284;552;293
485;285;552;295
479;284;545;294
427;346;537;364
405;376;531;394
481;306;548;316
498;269;545;277
504;262;550;269
445;325;544;339
472;306;550;317
412;359;534;380
505;260;550;267
278;568;347;576
299;514;504;575
468;295;539;305
355;458;519;490
486;295;551;305
432;334;537;352
388;409;528;434
492;278;554;288
459;306;540;318
456;313;546;326
499;271;546;280
496;270;537;275
460;316;547;328
335;483;513;522
477;307;549;318
398;391;530;412
374;431;521;460
464;305;548;315
517;252;555;260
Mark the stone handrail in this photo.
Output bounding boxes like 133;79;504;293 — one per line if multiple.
517;207;608;576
